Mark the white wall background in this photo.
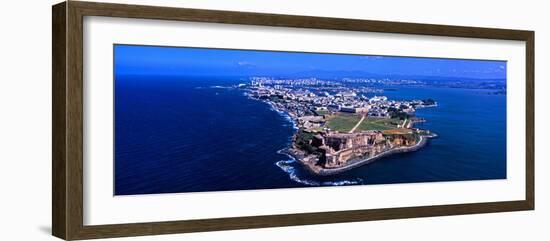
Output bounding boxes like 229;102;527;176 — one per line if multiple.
0;0;546;240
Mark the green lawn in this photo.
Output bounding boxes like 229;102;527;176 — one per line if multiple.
326;114;403;133
315;109;330;116
355;117;401;131
325;113;362;132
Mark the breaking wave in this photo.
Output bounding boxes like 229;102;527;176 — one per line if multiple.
275;159;364;186
265;102;298;130
209;85;230;89
245;91;359;186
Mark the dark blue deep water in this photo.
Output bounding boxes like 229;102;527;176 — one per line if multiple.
114;75;506;195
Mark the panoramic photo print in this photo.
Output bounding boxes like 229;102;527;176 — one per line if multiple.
114;44;507;195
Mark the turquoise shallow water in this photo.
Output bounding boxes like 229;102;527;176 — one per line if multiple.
114;76;506;195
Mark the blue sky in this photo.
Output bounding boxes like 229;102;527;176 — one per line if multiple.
114;44;506;79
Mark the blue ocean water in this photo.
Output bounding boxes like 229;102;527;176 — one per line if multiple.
114;75;506;195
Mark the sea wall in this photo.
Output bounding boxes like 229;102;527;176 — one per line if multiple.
301;135;432;176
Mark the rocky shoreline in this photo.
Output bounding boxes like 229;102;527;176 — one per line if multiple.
242;82;438;176
288;133;437;176
269;99;438;176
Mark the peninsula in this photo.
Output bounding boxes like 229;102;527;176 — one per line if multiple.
241;77;438;176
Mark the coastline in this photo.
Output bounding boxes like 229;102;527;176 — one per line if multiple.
254;96;299;131
291;133;436;176
244;88;438;177
279;108;437;176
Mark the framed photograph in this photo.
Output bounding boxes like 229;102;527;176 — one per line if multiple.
52;1;534;240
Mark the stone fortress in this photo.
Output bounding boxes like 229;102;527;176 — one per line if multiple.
312;130;418;168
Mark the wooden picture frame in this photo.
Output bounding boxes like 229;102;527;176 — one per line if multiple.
52;1;534;240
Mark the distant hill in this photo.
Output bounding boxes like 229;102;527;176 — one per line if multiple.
279;69;505;83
